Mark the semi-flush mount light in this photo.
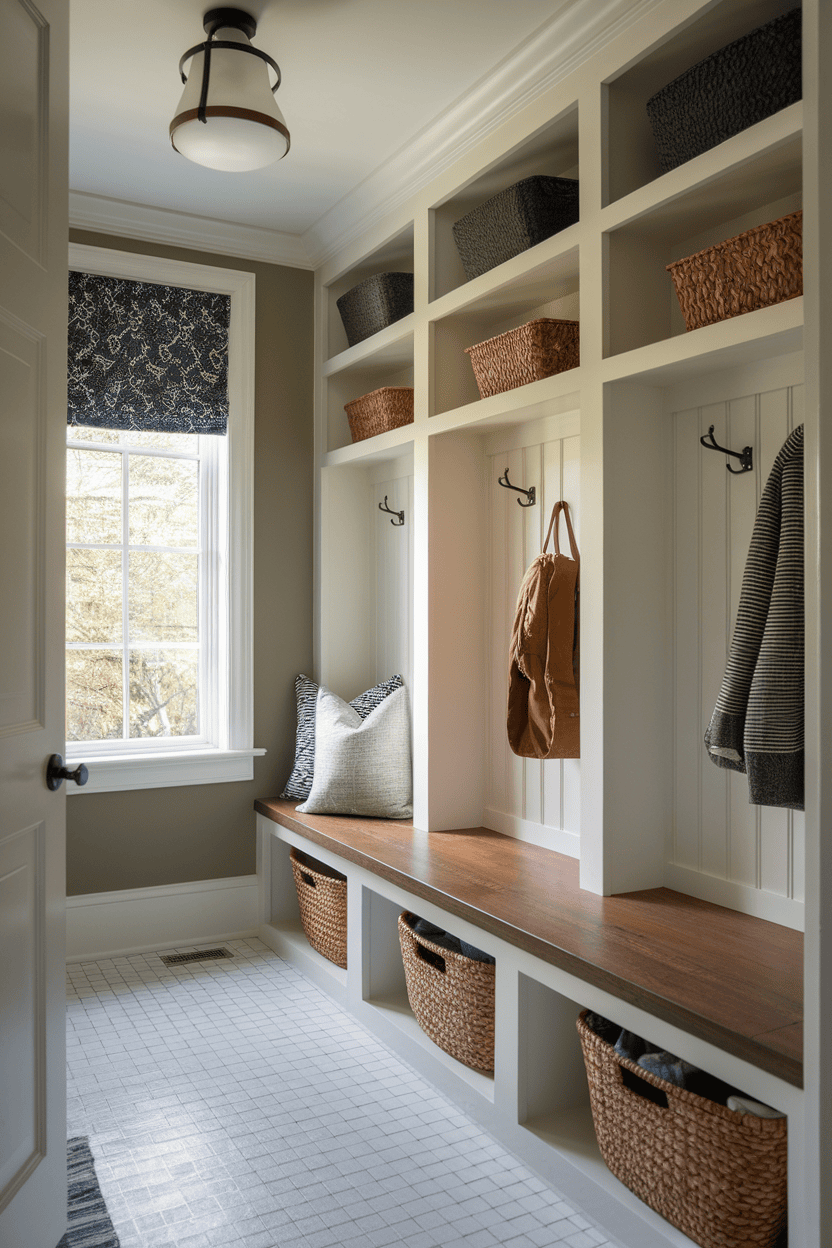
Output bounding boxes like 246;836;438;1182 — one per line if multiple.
170;7;290;172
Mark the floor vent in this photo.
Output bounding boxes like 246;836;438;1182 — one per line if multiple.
159;948;233;966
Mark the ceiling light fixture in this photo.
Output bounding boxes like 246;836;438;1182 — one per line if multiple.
170;7;290;172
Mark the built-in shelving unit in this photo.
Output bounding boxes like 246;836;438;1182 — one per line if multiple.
259;0;828;1243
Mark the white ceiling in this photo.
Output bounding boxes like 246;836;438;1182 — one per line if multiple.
69;0;581;261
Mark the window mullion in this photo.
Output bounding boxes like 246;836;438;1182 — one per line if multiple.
122;448;130;743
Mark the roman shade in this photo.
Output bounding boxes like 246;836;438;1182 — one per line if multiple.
67;270;230;434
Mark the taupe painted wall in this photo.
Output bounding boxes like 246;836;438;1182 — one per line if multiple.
66;230;314;896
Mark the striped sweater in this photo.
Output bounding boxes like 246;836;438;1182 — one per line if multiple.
704;424;804;810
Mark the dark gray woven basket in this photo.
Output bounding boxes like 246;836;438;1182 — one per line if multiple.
646;8;801;174
452;176;579;281
336;272;414;347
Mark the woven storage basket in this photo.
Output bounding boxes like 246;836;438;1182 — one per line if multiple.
336;272;414;348
452;176;579;281
344;387;414;443
290;847;348;969
667;210;802;333
465;318;579;399
577;1012;787;1248
646;8;801;174
398;912;495;1072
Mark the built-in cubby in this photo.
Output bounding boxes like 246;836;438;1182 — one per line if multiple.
431;103;579;302
324;223;415;361
605;112;802;357
289;0;825;1242
431;242;580;417
319;451;414;700
323;337;414;453
603;0;801;206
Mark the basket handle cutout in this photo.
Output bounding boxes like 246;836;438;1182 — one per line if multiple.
415;942;446;973
300;871;316;888
620;1064;669;1109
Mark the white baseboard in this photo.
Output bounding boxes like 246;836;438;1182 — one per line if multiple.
664;863;804;932
66;875;260;962
484;808;580;858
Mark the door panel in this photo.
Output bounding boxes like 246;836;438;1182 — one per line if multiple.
0;0;68;1245
0;0;47;263
0;318;43;734
0;824;43;1196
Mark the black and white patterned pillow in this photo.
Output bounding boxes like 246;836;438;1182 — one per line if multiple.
280;673;404;801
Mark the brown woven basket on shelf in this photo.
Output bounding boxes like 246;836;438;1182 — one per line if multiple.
576;1011;787;1248
465;318;579;399
397;912;495;1072
290;847;348;969
667;210;802;333
344;386;414;443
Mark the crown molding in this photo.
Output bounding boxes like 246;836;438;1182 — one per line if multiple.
302;0;662;268
69;191;313;269
69;0;661;274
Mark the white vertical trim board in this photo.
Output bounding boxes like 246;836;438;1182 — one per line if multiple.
369;468;414;694
66;876;259;961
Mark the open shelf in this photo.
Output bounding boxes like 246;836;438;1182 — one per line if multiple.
431;103;579;303
323;315;414;379
427;373;581;438
325;223;415;361
325;356;415;454
602;295;803;387
322;423;415;469
605;151;801;358
365;989;496;1100
604;0;801;205
431;251;580;417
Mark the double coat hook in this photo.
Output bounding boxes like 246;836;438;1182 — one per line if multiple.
498;467;536;507
379;496;405;526
700;425;753;475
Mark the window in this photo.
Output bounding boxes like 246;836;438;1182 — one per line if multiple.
65;245;261;793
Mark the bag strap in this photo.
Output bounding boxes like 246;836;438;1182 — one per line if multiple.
542;500;579;562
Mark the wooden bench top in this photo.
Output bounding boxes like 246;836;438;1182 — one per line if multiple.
255;797;803;1087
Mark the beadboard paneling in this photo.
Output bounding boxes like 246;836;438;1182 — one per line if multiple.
369;470;414;696
672;381;804;928
485;430;580;855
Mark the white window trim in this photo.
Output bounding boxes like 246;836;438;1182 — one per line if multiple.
66;243;264;793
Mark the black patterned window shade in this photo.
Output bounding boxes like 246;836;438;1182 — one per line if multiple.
67;271;230;435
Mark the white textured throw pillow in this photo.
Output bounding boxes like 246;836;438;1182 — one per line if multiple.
297;684;412;818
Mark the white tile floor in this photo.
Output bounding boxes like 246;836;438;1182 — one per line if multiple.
66;938;618;1248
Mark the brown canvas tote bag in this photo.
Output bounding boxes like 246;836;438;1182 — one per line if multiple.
507;500;580;759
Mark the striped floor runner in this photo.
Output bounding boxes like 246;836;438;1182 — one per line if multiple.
56;1137;119;1248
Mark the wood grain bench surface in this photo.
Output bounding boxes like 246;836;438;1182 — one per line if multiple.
255;798;803;1087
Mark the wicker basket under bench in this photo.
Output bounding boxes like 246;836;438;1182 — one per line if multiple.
398;912;495;1072
290;847;348;969
577;1011;787;1248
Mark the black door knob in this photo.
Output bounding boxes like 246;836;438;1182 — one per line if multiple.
46;754;89;790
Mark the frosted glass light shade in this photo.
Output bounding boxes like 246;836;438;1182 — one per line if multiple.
170;26;290;172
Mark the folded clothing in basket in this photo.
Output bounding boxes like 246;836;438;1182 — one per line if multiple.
413;917;495;964
584;1013;782;1116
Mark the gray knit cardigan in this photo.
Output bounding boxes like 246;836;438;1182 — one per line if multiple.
704;424;804;810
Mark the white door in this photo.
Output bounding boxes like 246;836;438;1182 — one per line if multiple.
0;0;69;1246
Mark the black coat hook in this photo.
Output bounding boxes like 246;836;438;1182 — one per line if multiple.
379;496;404;526
700;426;753;475
498;467;536;506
